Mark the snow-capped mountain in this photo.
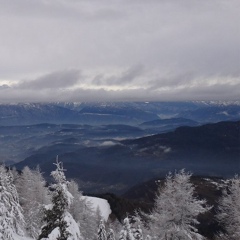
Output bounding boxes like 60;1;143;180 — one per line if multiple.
0;101;240;126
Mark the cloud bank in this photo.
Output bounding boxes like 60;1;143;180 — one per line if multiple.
0;0;239;102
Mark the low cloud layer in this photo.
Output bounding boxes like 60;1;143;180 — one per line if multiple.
0;0;239;102
1;69;239;103
16;69;81;90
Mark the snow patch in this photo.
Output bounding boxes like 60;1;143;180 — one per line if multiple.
157;114;177;119
84;196;111;221
13;233;34;240
46;227;60;240
64;212;82;240
99;141;119;147
217;111;229;116
163;147;171;153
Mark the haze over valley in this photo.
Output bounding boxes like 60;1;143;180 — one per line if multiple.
1;101;239;194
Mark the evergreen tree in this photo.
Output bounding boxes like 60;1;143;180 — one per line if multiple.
98;219;107;240
216;176;240;240
145;235;151;240
15;166;48;238
38;189;71;240
119;230;126;240
118;217;134;240
133;225;143;240
38;159;81;240
0;165;25;240
79;198;97;240
131;211;145;240
68;180;82;222
109;219;122;240
148;170;210;240
68;180;97;240
107;228;115;240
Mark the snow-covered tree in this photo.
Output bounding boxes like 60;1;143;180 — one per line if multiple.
107;228;115;240
119;230;126;240
15;166;49;238
148;170;210;240
131;211;145;240
133;225;143;240
68;180;82;221
98;219;107;240
80;198;98;240
110;219;122;240
0;165;25;240
216;176;240;240
10;166;19;183
68;180;97;240
118;217;134;240
145;235;151;240
38;159;81;240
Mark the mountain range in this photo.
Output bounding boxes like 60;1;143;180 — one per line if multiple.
12;120;240;194
0;101;238;193
1;101;240;126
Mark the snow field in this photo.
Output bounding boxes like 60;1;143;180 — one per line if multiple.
83;196;112;221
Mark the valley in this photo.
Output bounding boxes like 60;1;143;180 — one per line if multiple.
0;101;239;194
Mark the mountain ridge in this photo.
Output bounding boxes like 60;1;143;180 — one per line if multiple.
12;120;240;194
1;101;240;126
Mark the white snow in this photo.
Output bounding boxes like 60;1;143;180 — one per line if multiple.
65;212;82;240
13;233;34;240
217;111;229;116
99;141;118;147
84;196;112;221
46;227;60;240
36;213;82;240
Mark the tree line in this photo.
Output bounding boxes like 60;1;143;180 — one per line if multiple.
0;161;240;240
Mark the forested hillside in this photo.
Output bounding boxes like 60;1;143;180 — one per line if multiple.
1;161;240;240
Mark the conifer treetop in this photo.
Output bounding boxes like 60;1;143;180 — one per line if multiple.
51;157;67;185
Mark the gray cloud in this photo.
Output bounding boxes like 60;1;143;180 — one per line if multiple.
0;0;240;102
0;79;239;103
92;65;145;86
0;84;10;90
148;72;196;90
16;69;81;90
106;64;145;85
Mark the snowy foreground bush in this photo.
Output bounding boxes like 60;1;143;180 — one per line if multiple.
1;162;240;240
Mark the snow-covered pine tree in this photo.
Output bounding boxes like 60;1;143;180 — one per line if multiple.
148;169;210;240
118;217;134;240
80;199;97;240
10;166;19;183
68;180;97;240
110;219;122;240
216;176;240;240
133;225;143;240
145;235;151;240
39;188;70;240
0;165;25;240
98;219;107;240
68;180;82;222
131;211;145;240
34;165;50;205
15;166;49;238
118;230;126;240
107;228;115;240
38;159;81;240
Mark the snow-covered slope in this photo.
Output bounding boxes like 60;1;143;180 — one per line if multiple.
84;196;112;221
13;234;34;240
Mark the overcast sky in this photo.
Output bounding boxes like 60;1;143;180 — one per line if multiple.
0;0;239;103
